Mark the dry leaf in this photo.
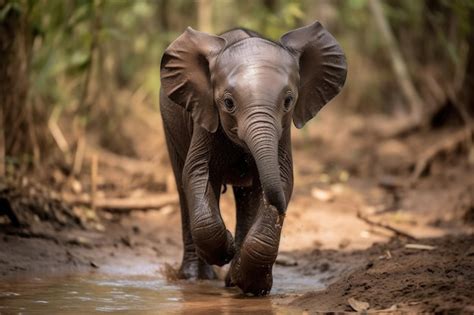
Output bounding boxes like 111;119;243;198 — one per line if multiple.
348;297;370;312
311;188;334;202
360;230;371;238
339;170;350;182
71;179;82;194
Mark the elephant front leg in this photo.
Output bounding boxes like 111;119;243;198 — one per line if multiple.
230;201;284;295
183;128;235;267
230;136;293;295
186;179;235;266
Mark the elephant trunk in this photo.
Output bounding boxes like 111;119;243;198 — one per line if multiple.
231;112;287;295
243;119;286;214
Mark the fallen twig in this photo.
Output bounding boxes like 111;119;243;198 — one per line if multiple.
411;124;473;182
405;243;436;250
5;228;59;243
376;115;423;139
356;212;417;241
48;106;70;155
86;148;162;177
72;135;86;176
61;193;179;211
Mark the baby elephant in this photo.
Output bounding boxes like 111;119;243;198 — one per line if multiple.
160;21;346;295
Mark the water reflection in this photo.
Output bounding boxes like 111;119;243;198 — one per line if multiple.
0;274;304;314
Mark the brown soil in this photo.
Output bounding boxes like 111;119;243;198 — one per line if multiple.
290;235;474;313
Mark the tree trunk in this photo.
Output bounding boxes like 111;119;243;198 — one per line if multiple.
0;105;4;177
197;0;212;33
461;9;474;117
368;0;424;122
0;0;32;164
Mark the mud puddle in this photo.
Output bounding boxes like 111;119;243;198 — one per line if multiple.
0;266;322;314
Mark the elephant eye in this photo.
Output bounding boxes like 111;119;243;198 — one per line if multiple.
223;97;236;112
284;95;294;111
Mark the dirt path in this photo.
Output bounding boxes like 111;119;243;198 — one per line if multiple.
2;170;473;313
1;109;473;313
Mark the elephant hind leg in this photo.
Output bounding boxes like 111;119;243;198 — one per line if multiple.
233;186;261;248
178;251;217;280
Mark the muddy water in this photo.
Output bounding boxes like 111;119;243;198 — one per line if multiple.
0;267;321;314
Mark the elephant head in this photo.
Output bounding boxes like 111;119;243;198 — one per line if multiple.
161;21;346;215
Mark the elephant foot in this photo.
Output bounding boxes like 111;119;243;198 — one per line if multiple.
230;250;274;296
230;206;284;296
224;273;235;287
178;257;218;280
195;229;236;267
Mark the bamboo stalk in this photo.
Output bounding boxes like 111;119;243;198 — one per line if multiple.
197;0;213;33
368;0;424;122
0;105;4;177
90;154;98;211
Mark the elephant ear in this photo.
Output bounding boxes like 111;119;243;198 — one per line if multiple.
280;21;347;129
161;27;226;133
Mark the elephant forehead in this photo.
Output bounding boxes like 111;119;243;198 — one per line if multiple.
215;38;297;74
213;39;299;91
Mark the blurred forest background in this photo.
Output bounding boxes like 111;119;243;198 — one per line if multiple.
1;0;473;174
1;1;474;311
1;0;474;231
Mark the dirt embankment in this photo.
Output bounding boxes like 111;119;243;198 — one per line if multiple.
290;235;474;313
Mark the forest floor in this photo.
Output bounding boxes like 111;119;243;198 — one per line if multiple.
1;105;473;313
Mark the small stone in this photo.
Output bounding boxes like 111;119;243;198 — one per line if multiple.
319;262;330;272
275;253;298;267
348;297;370;312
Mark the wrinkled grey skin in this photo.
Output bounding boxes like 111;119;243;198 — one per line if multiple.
159;22;347;296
